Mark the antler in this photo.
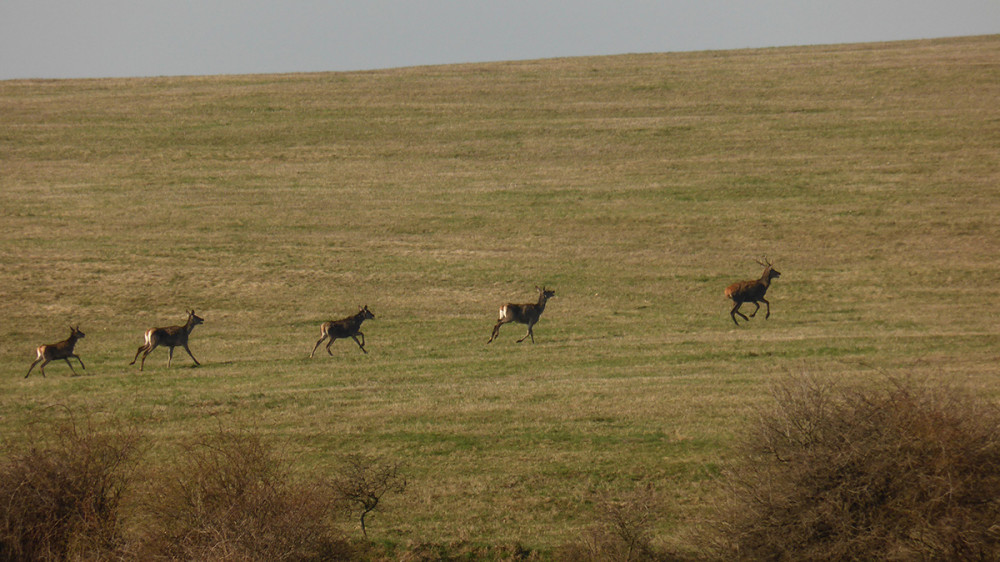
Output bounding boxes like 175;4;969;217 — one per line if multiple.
755;256;773;267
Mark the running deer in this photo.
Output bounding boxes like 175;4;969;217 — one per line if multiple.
725;258;781;326
130;310;204;371
310;305;375;357
26;326;86;378
487;286;555;344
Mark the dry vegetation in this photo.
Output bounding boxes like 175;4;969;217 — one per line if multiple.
1;35;999;558
0;414;141;560
708;376;1000;560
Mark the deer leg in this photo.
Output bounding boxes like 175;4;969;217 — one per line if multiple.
760;297;771;319
73;354;85;370
731;302;749;326
64;358;79;376
517;321;536;343
38;359;50;377
357;331;365;348
139;343;157;372
488;320;507;344
167;347;174;367
326;337;338;356
488;307;511;344
351;335;367;354
748;301;761;318
130;345;147;365
182;343;200;366
310;334;328;358
26;357;42;378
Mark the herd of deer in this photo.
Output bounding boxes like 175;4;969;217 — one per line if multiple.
24;259;780;378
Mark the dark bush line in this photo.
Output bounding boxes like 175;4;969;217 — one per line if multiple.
141;427;352;561
0;413;141;561
7;376;1000;561
0;418;361;561
707;375;1000;560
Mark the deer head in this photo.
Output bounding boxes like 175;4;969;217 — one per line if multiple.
756;257;781;281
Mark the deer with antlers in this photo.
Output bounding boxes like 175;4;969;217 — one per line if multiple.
26;326;86;378
130;310;204;371
310;305;376;357
725;258;781;326
487;286;555;344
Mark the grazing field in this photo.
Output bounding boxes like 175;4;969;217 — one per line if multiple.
1;35;999;554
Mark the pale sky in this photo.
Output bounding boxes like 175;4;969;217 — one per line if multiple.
1;1;998;80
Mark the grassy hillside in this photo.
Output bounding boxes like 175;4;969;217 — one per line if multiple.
1;35;999;551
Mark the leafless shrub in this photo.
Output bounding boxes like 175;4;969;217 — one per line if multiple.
556;485;675;562
395;540;539;561
708;375;1000;560
145;426;351;561
330;454;406;540
0;412;142;561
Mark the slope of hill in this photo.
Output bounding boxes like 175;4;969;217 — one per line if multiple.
1;35;998;551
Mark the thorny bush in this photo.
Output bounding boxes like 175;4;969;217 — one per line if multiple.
709;375;1000;561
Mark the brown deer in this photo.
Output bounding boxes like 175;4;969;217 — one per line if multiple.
310;305;376;357
26;326;86;378
487;286;555;344
725;258;781;326
130;310;204;371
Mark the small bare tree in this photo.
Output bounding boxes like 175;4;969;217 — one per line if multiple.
330;455;406;539
559;486;662;562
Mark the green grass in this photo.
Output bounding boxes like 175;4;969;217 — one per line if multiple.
2;35;999;552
